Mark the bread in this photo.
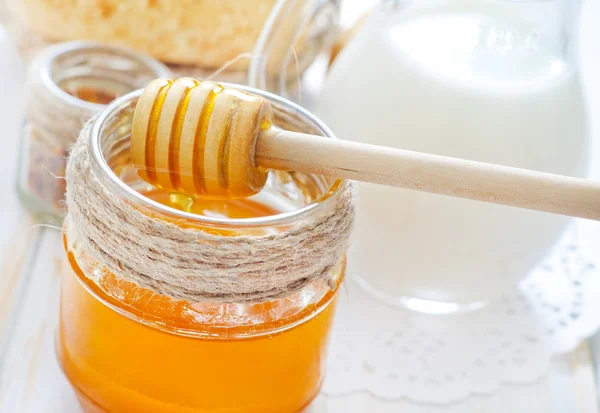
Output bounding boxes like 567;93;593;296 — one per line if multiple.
11;0;278;69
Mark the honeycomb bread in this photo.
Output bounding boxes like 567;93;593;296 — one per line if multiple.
10;0;278;69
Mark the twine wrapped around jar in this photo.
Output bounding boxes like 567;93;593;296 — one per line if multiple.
65;120;355;303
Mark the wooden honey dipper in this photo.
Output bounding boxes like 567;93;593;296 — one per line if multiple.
131;78;600;220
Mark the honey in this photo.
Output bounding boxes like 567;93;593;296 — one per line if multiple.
63;85;118;105
59;188;342;413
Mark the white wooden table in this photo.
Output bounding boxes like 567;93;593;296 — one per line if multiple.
1;0;600;410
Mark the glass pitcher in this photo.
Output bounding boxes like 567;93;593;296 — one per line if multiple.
317;0;589;312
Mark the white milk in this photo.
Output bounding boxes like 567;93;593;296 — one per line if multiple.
317;5;588;306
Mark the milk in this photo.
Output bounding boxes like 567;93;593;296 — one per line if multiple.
317;4;588;307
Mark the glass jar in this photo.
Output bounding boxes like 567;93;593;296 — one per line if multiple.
58;87;348;412
317;0;589;312
248;0;341;103
4;0;340;101
16;41;171;224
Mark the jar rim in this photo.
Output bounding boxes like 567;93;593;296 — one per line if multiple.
39;41;171;113
89;85;347;228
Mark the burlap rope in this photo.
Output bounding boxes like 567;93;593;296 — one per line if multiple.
66;121;355;303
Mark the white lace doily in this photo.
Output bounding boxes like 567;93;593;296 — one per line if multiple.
323;218;600;404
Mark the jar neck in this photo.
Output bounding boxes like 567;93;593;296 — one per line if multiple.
89;86;345;232
35;41;171;114
67;85;353;314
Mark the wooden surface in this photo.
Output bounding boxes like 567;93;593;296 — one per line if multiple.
1;0;600;411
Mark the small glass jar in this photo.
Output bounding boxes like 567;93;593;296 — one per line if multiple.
248;0;341;103
16;41;171;224
4;0;340;101
58;88;347;412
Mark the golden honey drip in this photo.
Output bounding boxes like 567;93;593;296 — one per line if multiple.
131;78;272;198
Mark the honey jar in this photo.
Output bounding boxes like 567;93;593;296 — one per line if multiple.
59;86;354;412
16;41;170;224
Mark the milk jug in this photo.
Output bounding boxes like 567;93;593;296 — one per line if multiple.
317;0;589;312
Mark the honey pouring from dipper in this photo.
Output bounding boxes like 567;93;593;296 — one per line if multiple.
131;78;600;220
